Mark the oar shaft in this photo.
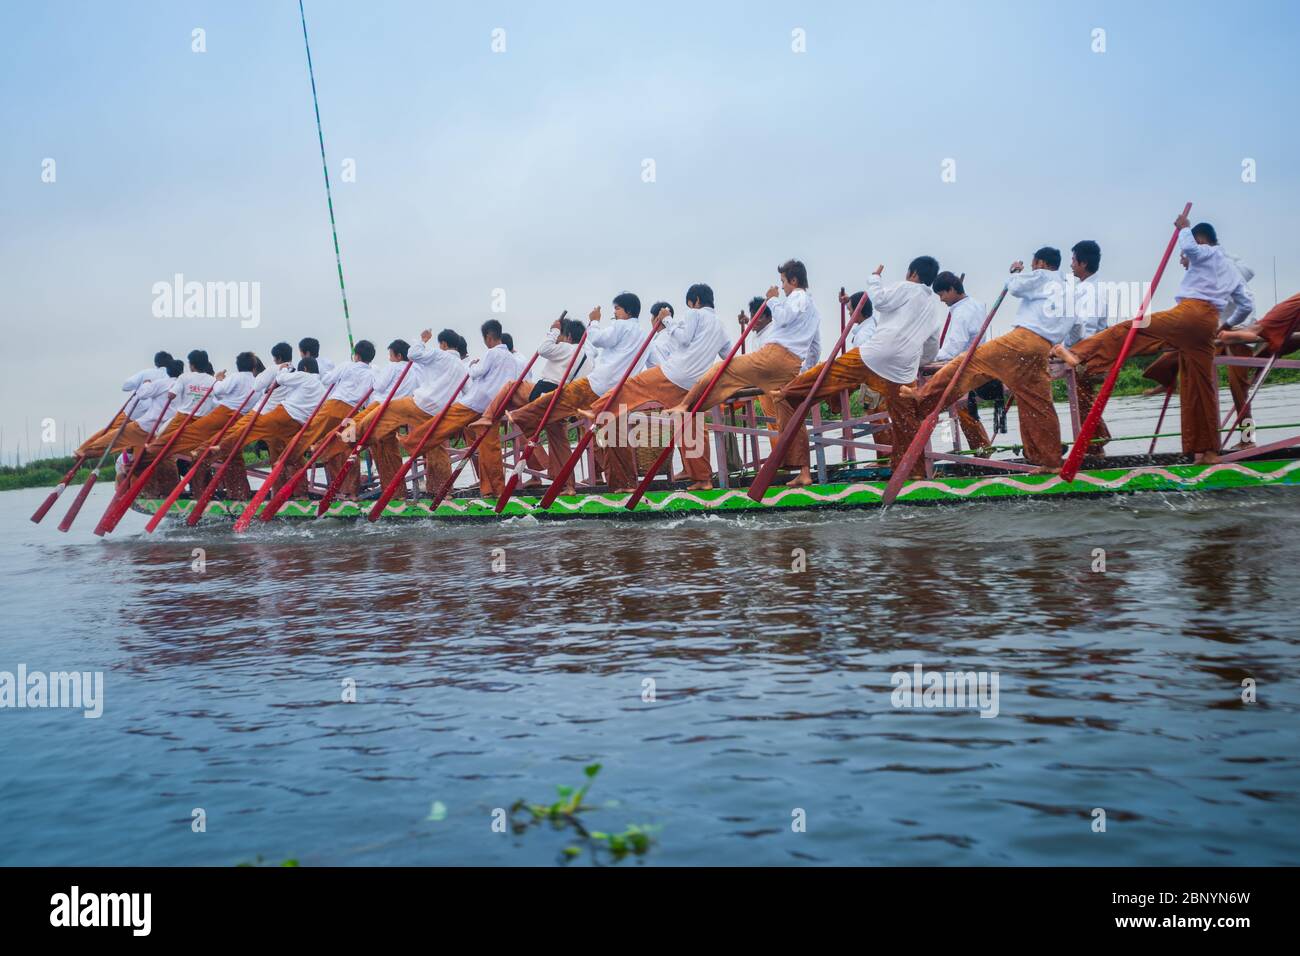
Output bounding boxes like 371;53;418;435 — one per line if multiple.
1060;202;1191;481
316;360;415;514
187;384;278;526
261;387;373;520
56;392;146;531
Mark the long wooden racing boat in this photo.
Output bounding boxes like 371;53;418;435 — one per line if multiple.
130;450;1300;523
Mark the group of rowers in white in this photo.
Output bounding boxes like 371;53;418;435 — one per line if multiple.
79;209;1288;503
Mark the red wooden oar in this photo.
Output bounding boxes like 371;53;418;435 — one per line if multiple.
33;392;136;524
366;374;470;521
880;286;1010;507
260;387;373;520
1060;202;1191;481
743;295;873;503
113;391;175;499
95;385;214;535
186;384;278;526
70;392;174;534
1219;308;1300;451
494;326;591;513
624;302;773;510
144;390;256;532
538;316;666;509
428;339;550;510
55;393;146;532
232;382;336;532
316;360;414;515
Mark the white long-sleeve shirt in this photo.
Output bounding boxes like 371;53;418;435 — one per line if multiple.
934;296;987;363
131;378;175;430
212;370;256;411
170;371;216;418
322;360;374;407
856;276;943;384
370;360;417;406
1219;252;1255;328
460;344;519;414
274;367;327;424
1063;274;1110;347
763;288;821;361
1175;229;1254;326
123;366;167;392
1008;269;1072;345
251;365;287;410
585;317;648;395
656;307;732;390
410;346;465;415
535;328;578;385
802;325;821;372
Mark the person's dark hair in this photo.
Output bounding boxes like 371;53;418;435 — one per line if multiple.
271;341;293;364
388;338;410;360
481;319;503;341
562;319;585;343
235;351;256;373
500;332;514;351
778;259;808;289
298;357;319;374
612;292;641;318
166;359;184;378
437;329;460;351
1191;222;1218;245
1033;246;1062;270
187;349;215;375
685;283;715;309
1071;240;1101;274
252;356;266;376
650;300;674;319
298;337;321;357
847;290;873;318
748;295;767;318
455;334;469;358
932;271;965;296
907;256;940;287
353;339;376;363
153;351;173;368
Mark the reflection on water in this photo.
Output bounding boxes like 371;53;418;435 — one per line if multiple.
1;482;1298;865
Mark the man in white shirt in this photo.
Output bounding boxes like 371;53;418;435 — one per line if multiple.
780;257;942;481
668;260;819;484
156;351;259;486
578;285;730;490
906;248;1067;472
147;348;217;453
215;348;317;475
929;272;992;452
1058;215;1254;463
76;358;182;460
291;340;378;495
507;293;650;494
400;319;515;498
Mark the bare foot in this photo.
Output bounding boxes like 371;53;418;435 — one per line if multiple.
1051;344;1081;368
612;487;636;494
898;384;917;400
1218;329;1257;346
686;481;711;491
786;470;813;487
1141;385;1166;397
1028;466;1058;475
1194;452;1221;465
664;404;688;417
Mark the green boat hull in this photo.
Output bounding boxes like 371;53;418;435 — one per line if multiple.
131;458;1300;522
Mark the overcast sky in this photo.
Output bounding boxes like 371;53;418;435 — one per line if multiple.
2;0;1297;462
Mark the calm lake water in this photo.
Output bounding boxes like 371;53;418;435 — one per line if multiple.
2;389;1299;866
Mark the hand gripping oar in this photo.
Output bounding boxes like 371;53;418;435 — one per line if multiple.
34;391;136;524
538;315;666;510
55;392;145;532
494;325;591;513
232;382;336;532
316;360;414;515
624;302;772;510
260;386;373;520
880;285;1011;507
744;295;873;503
1060;202;1191;481
428;317;562;510
186;384;278;526
144;390;256;533
366;374;470;521
95;385;214;535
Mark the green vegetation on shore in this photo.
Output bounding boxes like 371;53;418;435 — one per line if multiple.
0;450;272;492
